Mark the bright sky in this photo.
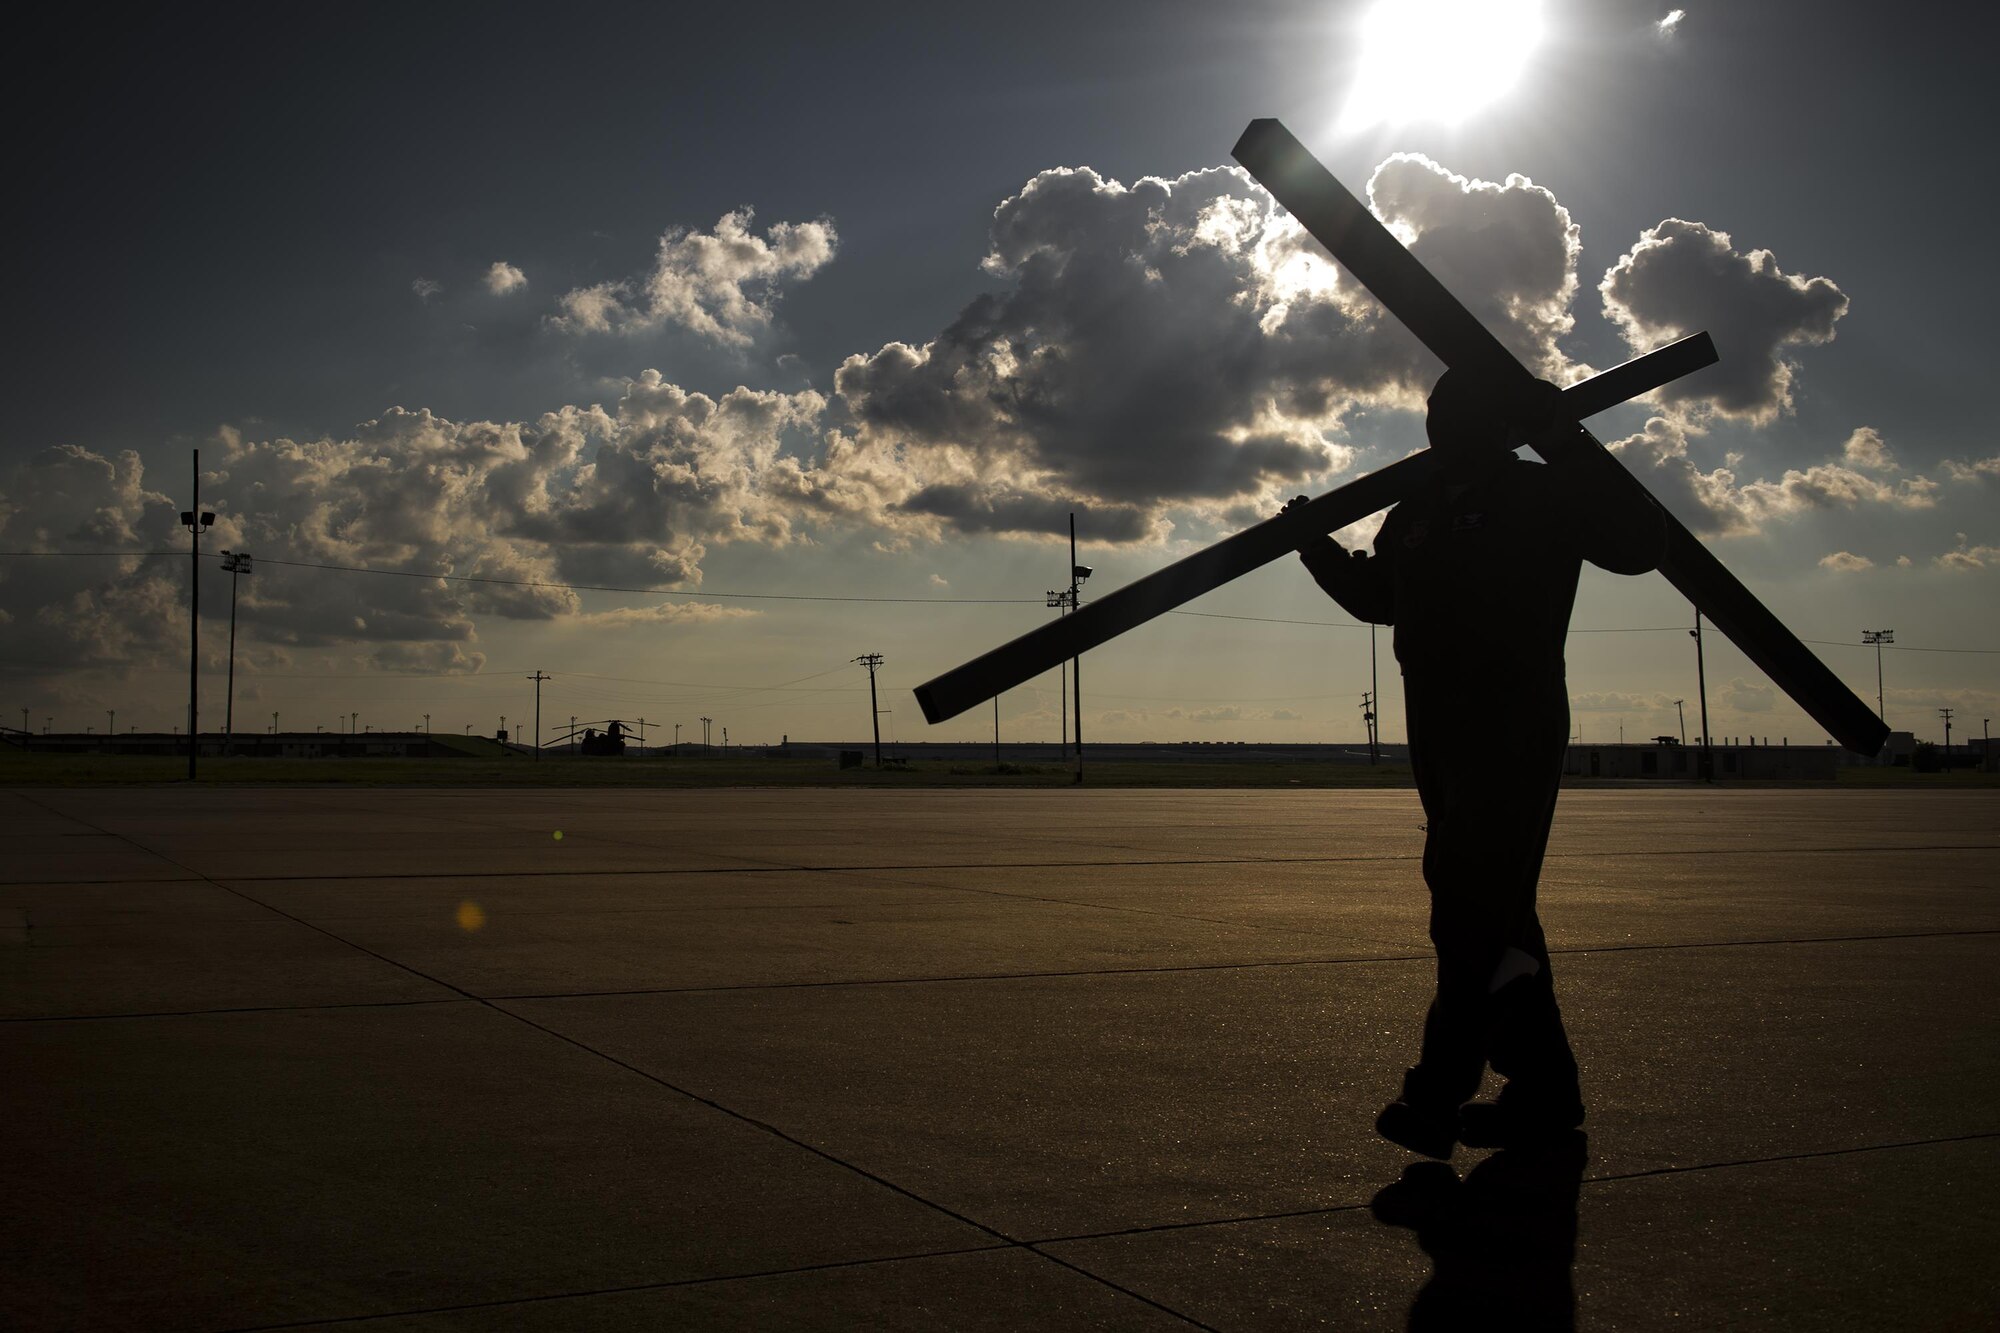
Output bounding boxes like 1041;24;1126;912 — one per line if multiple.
5;1;1994;748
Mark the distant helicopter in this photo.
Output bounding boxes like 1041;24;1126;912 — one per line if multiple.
550;718;639;756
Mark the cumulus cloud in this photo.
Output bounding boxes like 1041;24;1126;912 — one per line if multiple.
1818;550;1874;572
411;278;442;301
484;261;527;295
1570;690;1674;713
1936;534;1999;571
0;369;835;672
0;445;184;672
1600;219;1847;424
553;208;836;346
1841;427;1895;471
1941;454;2000;483
1658;9;1686;36
1724;677;1775;713
1611;416;1937;535
826;156;1586;543
574;601;758;627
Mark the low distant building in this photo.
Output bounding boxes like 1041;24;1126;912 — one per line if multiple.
1563;741;1836;781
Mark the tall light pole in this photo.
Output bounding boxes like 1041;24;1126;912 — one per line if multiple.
700;716;713;756
220;550;252;744
107;709;114;738
179;449;215;779
1069;516;1090;786
526;671;549;761
1862;629;1893;726
853;655;884;768
674;722;681;751
1046;585;1072;755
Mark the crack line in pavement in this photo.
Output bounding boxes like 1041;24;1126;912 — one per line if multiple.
99;837;1995;887
1017;1130;2000;1248
488;926;2000;1003
0;997;474;1024
15;793;1216;1333
209;1244;1018;1332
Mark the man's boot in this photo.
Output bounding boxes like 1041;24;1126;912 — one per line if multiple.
1376;1066;1463;1160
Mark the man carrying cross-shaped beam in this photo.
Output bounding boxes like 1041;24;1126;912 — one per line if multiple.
1291;364;1666;1158
914;119;1888;1157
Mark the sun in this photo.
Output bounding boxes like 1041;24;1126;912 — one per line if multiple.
1339;0;1547;132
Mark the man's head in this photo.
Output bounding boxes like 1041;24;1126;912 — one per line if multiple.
1425;369;1561;479
1425;368;1511;457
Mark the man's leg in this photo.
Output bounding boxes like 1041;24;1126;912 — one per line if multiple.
1377;677;1501;1157
1464;679;1586;1144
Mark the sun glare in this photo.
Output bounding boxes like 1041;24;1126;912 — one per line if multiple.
1340;0;1547;132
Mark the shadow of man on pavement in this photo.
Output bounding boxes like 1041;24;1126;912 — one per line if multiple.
1369;1131;1589;1331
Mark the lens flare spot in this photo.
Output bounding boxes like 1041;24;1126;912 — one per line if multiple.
552;829;564;841
456;901;486;931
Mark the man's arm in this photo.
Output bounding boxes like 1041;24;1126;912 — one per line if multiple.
1552;465;1667;575
1287;497;1395;623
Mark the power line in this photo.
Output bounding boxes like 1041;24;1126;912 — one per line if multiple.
4;549;1997;651
0;550;1039;605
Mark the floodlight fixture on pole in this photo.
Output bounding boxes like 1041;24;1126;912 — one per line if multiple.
1862;629;1893;724
853;654;884;767
180;449;216;780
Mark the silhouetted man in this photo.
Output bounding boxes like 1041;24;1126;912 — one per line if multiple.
1292;368;1666;1158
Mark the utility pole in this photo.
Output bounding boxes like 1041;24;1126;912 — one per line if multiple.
854;654;884;768
1939;707;1953;770
636;717;647;753
1369;623;1380;763
422;713;430;756
179;449;215;780
1674;699;1686;746
1360;691;1377;763
1691;609;1712;781
107;709;114;738
570;716;577;753
1862;629;1893;725
673;722;681;751
700;716;713;755
526;671;549;761
220;551;252;744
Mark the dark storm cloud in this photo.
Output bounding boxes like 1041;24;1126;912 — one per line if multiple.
1600;218;1848;423
896;485;1156;542
825;156;1592;541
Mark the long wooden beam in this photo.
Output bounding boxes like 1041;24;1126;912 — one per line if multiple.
912;336;1715;725
1233;119;1888;756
